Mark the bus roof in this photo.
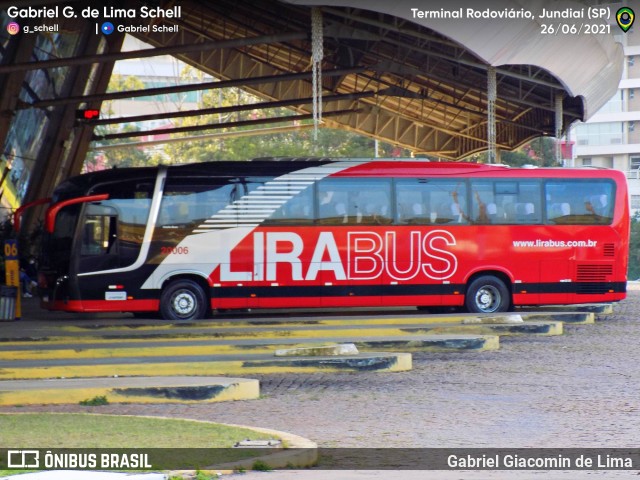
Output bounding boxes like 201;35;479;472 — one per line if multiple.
54;159;625;201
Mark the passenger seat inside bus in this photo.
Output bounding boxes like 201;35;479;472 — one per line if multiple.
514;202;540;223
486;202;498;223
590;194;609;216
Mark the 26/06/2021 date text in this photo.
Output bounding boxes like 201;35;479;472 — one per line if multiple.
540;23;611;34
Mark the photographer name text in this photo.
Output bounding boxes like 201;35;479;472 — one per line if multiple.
7;5;181;19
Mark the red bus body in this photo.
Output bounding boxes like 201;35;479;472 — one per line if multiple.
38;160;629;320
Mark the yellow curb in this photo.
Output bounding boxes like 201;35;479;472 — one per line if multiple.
0;352;412;381
275;343;358;357
3;321;563;346
524;312;595;324
0;344;290;360
407;321;564;337
354;334;500;352
0;333;497;364
0;377;260;406
58;315;471;334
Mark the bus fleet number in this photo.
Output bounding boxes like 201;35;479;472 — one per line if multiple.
161;246;189;255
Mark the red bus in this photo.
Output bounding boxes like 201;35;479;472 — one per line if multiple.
36;159;629;320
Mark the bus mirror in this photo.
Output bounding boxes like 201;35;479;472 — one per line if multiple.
45;194;109;233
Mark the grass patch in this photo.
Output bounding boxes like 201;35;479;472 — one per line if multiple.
79;395;109;406
252;459;273;471
0;413;283;472
0;413;276;449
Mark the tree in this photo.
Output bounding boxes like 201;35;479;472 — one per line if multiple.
86;74;152;170
629;213;640;281
87;67;412;167
158;66;408;162
522;137;561;167
469;137;561;167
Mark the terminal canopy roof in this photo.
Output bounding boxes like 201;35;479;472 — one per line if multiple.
131;0;623;159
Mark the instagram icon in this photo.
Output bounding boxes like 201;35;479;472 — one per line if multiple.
6;22;20;35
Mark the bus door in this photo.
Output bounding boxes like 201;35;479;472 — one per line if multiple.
75;203;121;302
73;178;154;307
78;204;119;273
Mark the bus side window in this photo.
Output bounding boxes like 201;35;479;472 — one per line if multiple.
470;180;495;224
362;190;392;224
396;178;465;225
545;180;614;225
515;202;536;223
316;185;344;224
396;190;423;224
81;221;102;256
316;178;391;225
267;183;314;225
589;194;609;216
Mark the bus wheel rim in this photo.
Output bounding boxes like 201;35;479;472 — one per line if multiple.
172;290;195;316
475;285;500;313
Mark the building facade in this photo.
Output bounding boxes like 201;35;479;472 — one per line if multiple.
570;9;640;214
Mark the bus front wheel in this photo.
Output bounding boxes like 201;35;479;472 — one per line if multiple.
160;279;208;321
465;275;510;314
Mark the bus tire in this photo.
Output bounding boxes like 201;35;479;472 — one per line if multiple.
465;275;510;314
160;279;208;321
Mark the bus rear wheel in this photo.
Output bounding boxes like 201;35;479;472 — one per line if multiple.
160;279;208;321
465;275;510;314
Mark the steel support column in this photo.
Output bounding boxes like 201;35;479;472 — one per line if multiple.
555;93;564;165
0;33;37;155
487;67;497;163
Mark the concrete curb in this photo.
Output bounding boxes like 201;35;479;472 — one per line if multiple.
0;376;260;406
521;303;614;315
240;352;412;372
0;352;412;384
0;332;499;360
400;320;564;337
166;422;318;476
353;334;499;352
275;343;359;356
523;312;595;324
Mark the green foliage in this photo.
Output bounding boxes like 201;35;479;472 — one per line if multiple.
87;74;154;170
163;471;221;479
159;84;407;161
470;137;561;167
251;459;273;471
523;137;561;167
85;69;411;171
195;470;220;480
629;212;640;281
79;395;109;406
